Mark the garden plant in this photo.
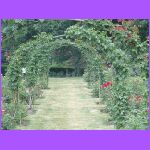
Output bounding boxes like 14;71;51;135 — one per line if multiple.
1;19;148;129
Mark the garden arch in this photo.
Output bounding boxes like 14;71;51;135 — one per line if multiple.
4;20;148;129
7;33;99;106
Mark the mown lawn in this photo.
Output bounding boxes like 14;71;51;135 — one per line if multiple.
16;77;114;130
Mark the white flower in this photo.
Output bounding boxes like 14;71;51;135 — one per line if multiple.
22;68;26;74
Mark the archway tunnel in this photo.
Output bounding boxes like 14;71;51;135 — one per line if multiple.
49;45;86;77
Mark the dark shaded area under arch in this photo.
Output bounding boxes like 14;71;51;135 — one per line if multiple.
49;67;84;77
49;45;86;77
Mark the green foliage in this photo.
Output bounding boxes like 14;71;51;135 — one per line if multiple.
110;84;130;128
124;111;148;130
2;19;77;51
2;76;12;103
2;103;27;130
2;19;148;129
2;113;14;130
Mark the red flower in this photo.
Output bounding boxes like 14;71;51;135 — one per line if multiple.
104;83;108;87
107;81;112;86
100;81;112;89
128;95;143;104
135;95;142;104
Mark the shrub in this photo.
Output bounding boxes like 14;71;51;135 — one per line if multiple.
2;113;14;130
125;108;148;130
99;76;148;129
91;81;99;97
2;76;12;103
2;103;27;130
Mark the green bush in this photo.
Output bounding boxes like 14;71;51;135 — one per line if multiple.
14;104;27;125
2;76;12;103
125;108;148;130
99;75;148;129
1;64;8;75
2;113;14;130
2;103;27;130
91;82;99;97
18;82;29;103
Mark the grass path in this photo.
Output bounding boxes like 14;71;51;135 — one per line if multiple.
16;77;114;130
